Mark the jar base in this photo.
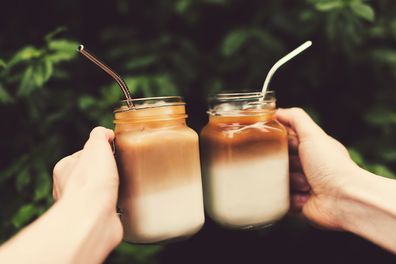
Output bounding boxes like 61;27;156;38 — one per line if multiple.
239;222;274;231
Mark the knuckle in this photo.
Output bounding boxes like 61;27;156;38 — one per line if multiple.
291;107;305;116
90;126;107;138
291;107;309;120
52;156;69;179
52;162;62;179
52;188;57;200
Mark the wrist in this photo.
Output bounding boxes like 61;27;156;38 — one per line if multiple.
61;186;119;218
330;167;396;252
0;194;122;264
57;194;123;261
303;164;363;230
328;166;368;230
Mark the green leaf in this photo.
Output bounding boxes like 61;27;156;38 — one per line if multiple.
43;58;54;81
202;0;228;5
114;243;162;262
44;27;67;43
371;49;396;65
369;25;386;38
315;0;344;11
47;39;78;63
390;19;396;39
11;204;37;228
16;168;31;193
17;59;53;95
208;79;224;96
380;149;396;162
221;30;249;56
78;95;96;110
300;10;315;21
18;66;35;96
48;39;78;52
348;148;365;166
0;83;14;103
0;58;6;69
124;76;151;95
369;164;396;179
8;46;42;68
0;156;29;182
350;2;375;22
32;59;53;87
47;53;75;63
123;77;139;94
33;70;44;87
155;75;178;96
98;113;114;128
102;84;123;103
175;0;192;14
251;29;283;51
365;107;396;126
34;172;50;201
124;55;157;70
138;77;152;97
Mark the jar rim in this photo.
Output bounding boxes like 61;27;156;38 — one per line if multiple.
211;91;275;103
207;91;276;116
114;96;185;113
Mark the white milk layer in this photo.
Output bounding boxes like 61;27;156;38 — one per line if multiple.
205;156;289;228
121;183;205;243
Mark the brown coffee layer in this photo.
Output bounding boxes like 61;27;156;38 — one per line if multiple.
201;117;287;165
115;127;202;198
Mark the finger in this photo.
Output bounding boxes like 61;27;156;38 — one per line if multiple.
286;127;299;154
77;127;118;182
89;126;115;142
53;185;62;202
70;150;83;159
289;155;303;172
285;124;297;138
52;184;59;201
84;127;115;150
276;108;326;141
290;193;310;212
290;172;311;192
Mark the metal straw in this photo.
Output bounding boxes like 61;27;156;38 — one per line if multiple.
261;41;312;97
78;44;134;108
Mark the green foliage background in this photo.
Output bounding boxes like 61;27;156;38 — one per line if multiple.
1;0;396;263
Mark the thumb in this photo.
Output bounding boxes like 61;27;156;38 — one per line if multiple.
77;127;116;174
71;127;117;182
276;108;326;141
83;127;115;151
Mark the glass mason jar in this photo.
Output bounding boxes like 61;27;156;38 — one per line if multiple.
114;96;205;244
200;91;289;229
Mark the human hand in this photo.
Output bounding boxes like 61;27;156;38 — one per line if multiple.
0;127;122;264
276;108;360;230
52;127;122;249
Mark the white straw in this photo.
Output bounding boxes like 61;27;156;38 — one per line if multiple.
261;41;312;96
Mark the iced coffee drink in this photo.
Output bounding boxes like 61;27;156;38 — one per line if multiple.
201;92;289;229
114;96;204;244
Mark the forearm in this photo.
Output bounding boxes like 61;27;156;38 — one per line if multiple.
336;167;396;253
0;195;120;264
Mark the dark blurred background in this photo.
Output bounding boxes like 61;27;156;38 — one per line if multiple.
1;0;396;263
